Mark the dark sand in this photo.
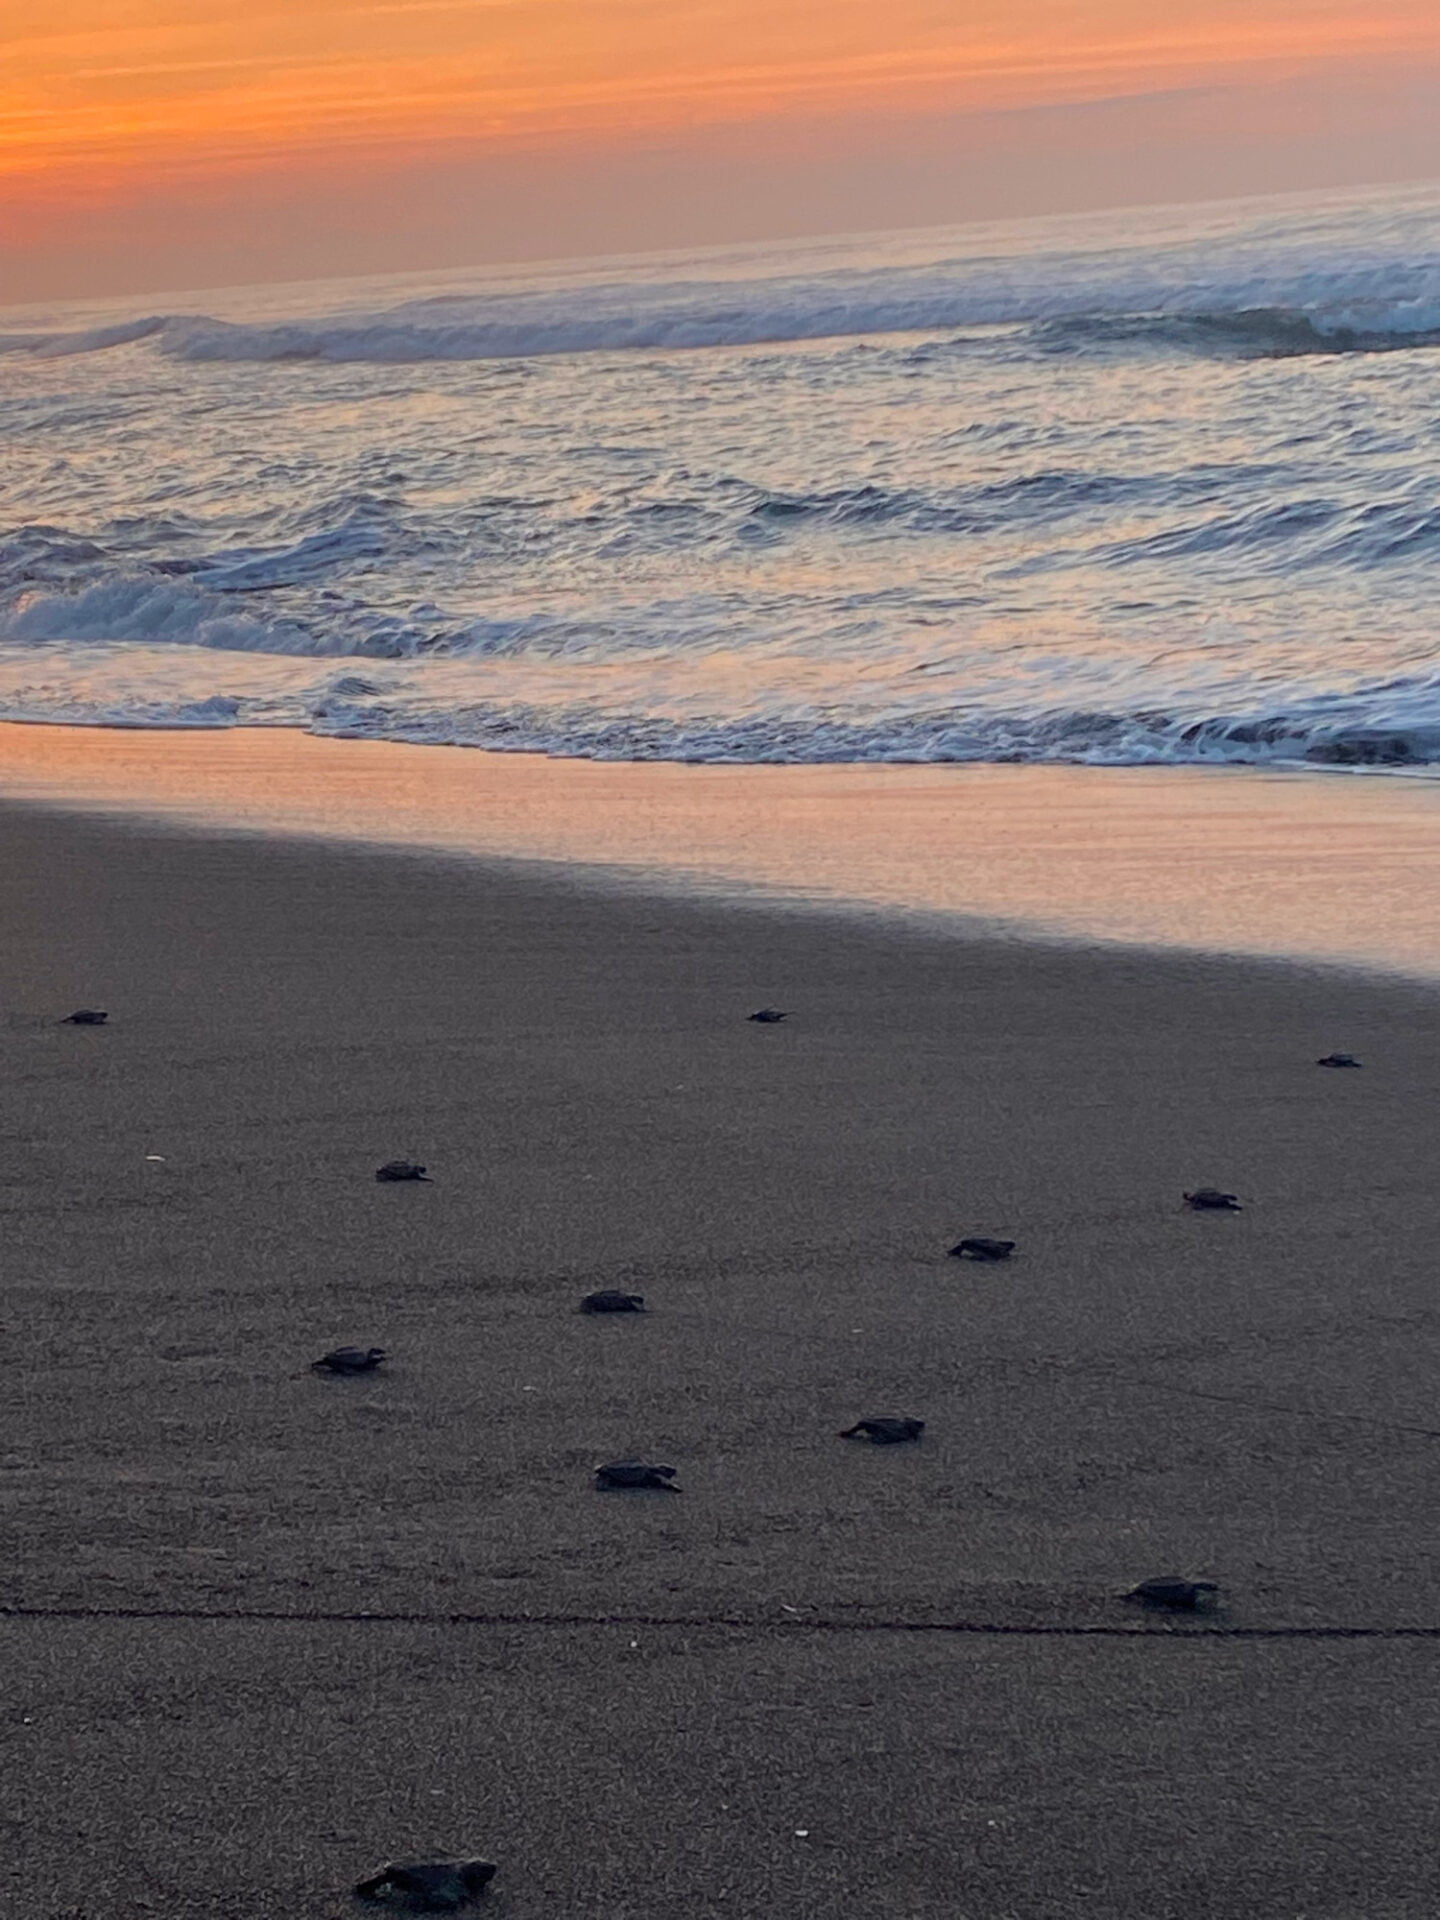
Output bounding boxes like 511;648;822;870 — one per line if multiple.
4;802;1440;1916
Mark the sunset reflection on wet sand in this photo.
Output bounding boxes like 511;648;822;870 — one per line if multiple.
2;723;1439;976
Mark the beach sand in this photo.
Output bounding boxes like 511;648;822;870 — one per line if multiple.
5;723;1440;974
5;798;1440;1916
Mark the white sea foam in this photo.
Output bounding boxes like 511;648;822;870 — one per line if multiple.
1;576;320;655
2;182;1440;769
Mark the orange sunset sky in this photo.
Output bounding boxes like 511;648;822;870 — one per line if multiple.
5;0;1440;302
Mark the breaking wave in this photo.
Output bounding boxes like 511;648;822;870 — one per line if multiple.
142;299;1440;366
6;299;1439;368
6;184;1440;369
4;182;1440;776
0;316;169;358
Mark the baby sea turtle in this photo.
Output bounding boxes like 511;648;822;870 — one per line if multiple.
594;1460;680;1491
353;1858;497;1912
376;1161;431;1182
1126;1577;1221;1613
61;1008;108;1026
1317;1052;1361;1069
1183;1189;1241;1211
312;1346;386;1375
748;1008;789;1023
580;1290;646;1314
949;1237;1016;1260
839;1417;925;1444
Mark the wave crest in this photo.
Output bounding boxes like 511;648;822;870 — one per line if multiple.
7;226;1440;370
137;299;1440;366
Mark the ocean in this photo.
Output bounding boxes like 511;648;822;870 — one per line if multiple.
2;178;1440;770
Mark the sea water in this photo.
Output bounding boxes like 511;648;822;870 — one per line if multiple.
2;178;1440;770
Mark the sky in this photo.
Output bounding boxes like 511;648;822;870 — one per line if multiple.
4;0;1440;302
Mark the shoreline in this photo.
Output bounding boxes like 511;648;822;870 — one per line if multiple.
5;799;1440;1913
2;723;1440;976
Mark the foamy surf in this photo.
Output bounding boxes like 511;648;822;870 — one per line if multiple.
2;181;1439;770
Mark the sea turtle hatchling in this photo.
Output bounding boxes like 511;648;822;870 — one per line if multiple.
839;1417;925;1444
1183;1189;1242;1211
1317;1053;1362;1069
748;1008;789;1023
376;1161;431;1183
594;1460;680;1491
580;1290;647;1313
61;1009;108;1026
353;1857;497;1912
1125;1577;1221;1613
312;1346;386;1375
949;1237;1016;1260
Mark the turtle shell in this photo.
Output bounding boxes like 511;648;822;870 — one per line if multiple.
594;1460;680;1490
312;1346;385;1374
839;1417;925;1444
1126;1577;1220;1612
353;1858;497;1911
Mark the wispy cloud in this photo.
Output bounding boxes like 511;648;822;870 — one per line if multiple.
3;2;1438;208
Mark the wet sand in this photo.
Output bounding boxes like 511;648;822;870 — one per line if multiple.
5;723;1440;973
5;800;1440;1916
